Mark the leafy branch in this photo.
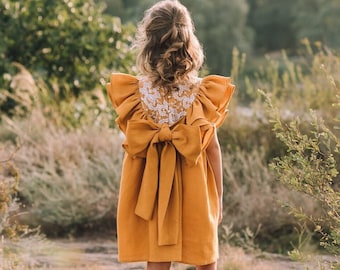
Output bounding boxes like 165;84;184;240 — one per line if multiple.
259;89;340;256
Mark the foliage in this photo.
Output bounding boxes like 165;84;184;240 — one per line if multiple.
235;40;339;111
102;0;154;23
0;0;135;112
293;0;340;49
0;64;122;236
247;0;297;51
258;47;340;257
220;144;319;253
0;65;120;238
263;95;340;259
0;62;40;118
0;63;116;130
219;42;340;257
247;0;340;52
4;115;123;235
0;155;24;241
0;148;50;268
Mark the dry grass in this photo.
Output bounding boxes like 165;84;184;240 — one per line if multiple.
220;138;321;252
218;245;336;270
2;108;123;233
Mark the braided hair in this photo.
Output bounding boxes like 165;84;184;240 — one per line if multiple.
135;0;204;91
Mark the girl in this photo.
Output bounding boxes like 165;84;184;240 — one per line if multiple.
107;1;235;269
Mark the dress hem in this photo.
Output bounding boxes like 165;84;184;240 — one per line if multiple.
118;256;219;266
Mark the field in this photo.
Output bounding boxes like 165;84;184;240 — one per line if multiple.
1;43;339;269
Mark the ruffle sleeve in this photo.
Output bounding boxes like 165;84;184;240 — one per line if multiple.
106;73;144;133
189;75;235;128
186;75;235;148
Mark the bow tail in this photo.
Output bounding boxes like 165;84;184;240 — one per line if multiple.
158;144;180;246
135;143;159;220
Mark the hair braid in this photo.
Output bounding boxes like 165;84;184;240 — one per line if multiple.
135;0;204;92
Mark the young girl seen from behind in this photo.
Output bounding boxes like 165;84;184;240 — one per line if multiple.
107;1;235;269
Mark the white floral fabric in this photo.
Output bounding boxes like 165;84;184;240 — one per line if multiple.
138;76;202;126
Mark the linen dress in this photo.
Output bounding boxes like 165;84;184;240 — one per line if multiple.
106;73;235;265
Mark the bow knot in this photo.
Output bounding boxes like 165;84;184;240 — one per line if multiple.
158;124;172;142
123;119;202;246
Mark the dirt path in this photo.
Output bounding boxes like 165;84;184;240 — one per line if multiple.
19;239;339;269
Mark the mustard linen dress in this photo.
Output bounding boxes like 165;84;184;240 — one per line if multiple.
107;73;235;265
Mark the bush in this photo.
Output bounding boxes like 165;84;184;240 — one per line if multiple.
218;42;340;255
0;148;49;268
4;114;124;236
0;63;116;129
255;43;340;260
0;155;23;240
0;0;135;113
220;145;321;253
262;95;340;256
0;64;122;236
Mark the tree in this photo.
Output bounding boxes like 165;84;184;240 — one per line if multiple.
102;0;155;23
294;0;340;48
0;0;135;100
247;0;297;52
247;0;340;53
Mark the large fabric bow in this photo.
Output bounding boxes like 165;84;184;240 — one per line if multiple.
123;119;202;246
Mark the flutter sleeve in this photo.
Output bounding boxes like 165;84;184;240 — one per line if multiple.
194;75;235;128
106;73;143;133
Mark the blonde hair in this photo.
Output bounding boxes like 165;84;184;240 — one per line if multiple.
135;0;204;91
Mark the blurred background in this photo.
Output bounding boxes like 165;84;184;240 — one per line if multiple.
0;0;339;268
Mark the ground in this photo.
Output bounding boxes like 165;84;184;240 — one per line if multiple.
18;238;338;270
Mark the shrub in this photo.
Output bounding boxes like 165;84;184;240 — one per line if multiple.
5;115;124;235
0;147;50;268
0;0;135;113
219;42;340;254
1;63;116;129
256;43;340;262
0;64;122;236
262;95;340;256
233;40;339;115
220;145;321;253
0;154;23;240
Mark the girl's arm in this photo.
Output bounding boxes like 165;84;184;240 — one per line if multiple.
206;128;223;224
